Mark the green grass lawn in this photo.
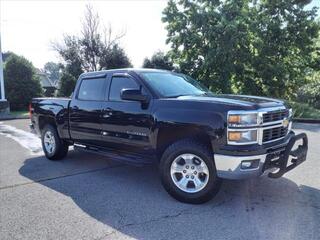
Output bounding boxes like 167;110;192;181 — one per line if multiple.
10;110;29;117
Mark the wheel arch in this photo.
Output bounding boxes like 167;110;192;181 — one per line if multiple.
38;115;58;133
156;125;213;160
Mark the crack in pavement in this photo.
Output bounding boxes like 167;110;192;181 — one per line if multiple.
0;164;125;191
97;188;320;240
94;196;234;240
91;183;320;240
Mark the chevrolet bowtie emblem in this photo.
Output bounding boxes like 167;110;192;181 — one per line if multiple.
282;119;289;128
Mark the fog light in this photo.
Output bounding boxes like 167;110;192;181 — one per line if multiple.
241;161;252;168
241;159;260;169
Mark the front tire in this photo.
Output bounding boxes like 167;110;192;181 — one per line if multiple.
41;124;68;160
160;139;221;204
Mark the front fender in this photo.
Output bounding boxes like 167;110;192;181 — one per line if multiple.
151;108;226;150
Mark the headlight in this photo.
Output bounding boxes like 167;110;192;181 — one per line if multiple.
228;129;258;144
228;112;258;127
288;108;293;118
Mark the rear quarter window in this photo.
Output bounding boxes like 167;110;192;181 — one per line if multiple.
77;78;105;101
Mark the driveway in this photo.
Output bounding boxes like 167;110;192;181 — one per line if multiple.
0;119;319;240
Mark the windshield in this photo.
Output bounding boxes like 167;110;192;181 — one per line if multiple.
141;72;212;98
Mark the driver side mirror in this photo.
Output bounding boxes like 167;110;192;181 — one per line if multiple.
121;89;149;104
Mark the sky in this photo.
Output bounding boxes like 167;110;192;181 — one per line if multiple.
0;0;319;69
0;0;169;68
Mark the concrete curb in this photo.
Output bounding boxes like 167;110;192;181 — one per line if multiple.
293;118;320;124
0;115;29;121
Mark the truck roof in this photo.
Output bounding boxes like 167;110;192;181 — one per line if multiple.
79;68;170;79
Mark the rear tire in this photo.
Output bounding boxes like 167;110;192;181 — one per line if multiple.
160;139;221;204
41;124;68;160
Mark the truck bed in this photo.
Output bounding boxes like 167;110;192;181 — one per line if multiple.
31;97;71;139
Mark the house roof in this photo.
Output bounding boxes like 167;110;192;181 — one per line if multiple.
35;69;56;88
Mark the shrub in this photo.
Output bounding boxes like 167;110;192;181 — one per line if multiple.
4;54;43;110
296;81;320;109
287;101;320;119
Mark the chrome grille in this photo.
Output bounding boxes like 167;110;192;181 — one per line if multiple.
262;126;288;143
263;109;289;123
227;107;291;145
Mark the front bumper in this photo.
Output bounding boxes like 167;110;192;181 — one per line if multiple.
214;133;308;179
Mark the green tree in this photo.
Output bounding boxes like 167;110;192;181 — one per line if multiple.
53;4;131;80
2;51;14;62
4;54;42;110
100;44;132;69
57;72;77;97
54;35;84;79
142;51;174;70
163;0;320;97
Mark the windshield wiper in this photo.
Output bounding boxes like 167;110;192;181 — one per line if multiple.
166;94;189;98
166;92;212;98
196;92;213;97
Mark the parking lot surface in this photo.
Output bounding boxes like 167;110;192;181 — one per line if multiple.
0;119;319;240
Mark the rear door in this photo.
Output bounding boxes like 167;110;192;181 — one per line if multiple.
100;73;154;156
69;75;107;146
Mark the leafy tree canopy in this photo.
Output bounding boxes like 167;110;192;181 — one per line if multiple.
4;53;42;110
163;0;320;98
53;5;132;81
57;71;77;97
142;51;174;70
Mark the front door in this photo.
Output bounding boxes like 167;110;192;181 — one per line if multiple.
100;74;154;157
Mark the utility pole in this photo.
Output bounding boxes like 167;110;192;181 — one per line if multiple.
0;32;5;100
0;31;9;114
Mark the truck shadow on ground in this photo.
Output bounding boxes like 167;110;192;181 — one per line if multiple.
19;150;320;239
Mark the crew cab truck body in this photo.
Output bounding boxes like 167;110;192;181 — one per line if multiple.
30;69;308;203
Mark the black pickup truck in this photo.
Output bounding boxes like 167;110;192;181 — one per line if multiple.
30;68;308;203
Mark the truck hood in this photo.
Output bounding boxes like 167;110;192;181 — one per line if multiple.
175;94;285;109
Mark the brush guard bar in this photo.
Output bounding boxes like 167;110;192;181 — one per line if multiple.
265;133;308;178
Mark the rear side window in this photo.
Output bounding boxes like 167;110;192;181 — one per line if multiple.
78;78;105;101
109;77;139;101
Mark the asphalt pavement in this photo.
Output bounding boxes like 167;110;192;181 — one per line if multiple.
0;119;319;240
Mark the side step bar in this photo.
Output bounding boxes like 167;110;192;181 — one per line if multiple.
74;143;156;166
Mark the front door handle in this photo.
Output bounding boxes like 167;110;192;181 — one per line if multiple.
72;106;79;110
103;112;113;118
102;108;113;118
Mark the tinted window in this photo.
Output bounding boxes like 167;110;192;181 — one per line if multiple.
109;77;139;101
78;78;105;101
141;72;211;98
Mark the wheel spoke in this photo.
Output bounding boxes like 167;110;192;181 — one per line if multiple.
171;162;184;173
197;162;209;175
183;154;194;165
193;176;203;188
178;177;189;188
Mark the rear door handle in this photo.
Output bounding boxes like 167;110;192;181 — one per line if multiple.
72;106;79;110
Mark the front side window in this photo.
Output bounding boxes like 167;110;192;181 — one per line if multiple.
78;78;105;101
141;72;211;98
109;76;139;101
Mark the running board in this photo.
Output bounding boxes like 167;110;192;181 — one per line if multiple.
74;143;155;166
